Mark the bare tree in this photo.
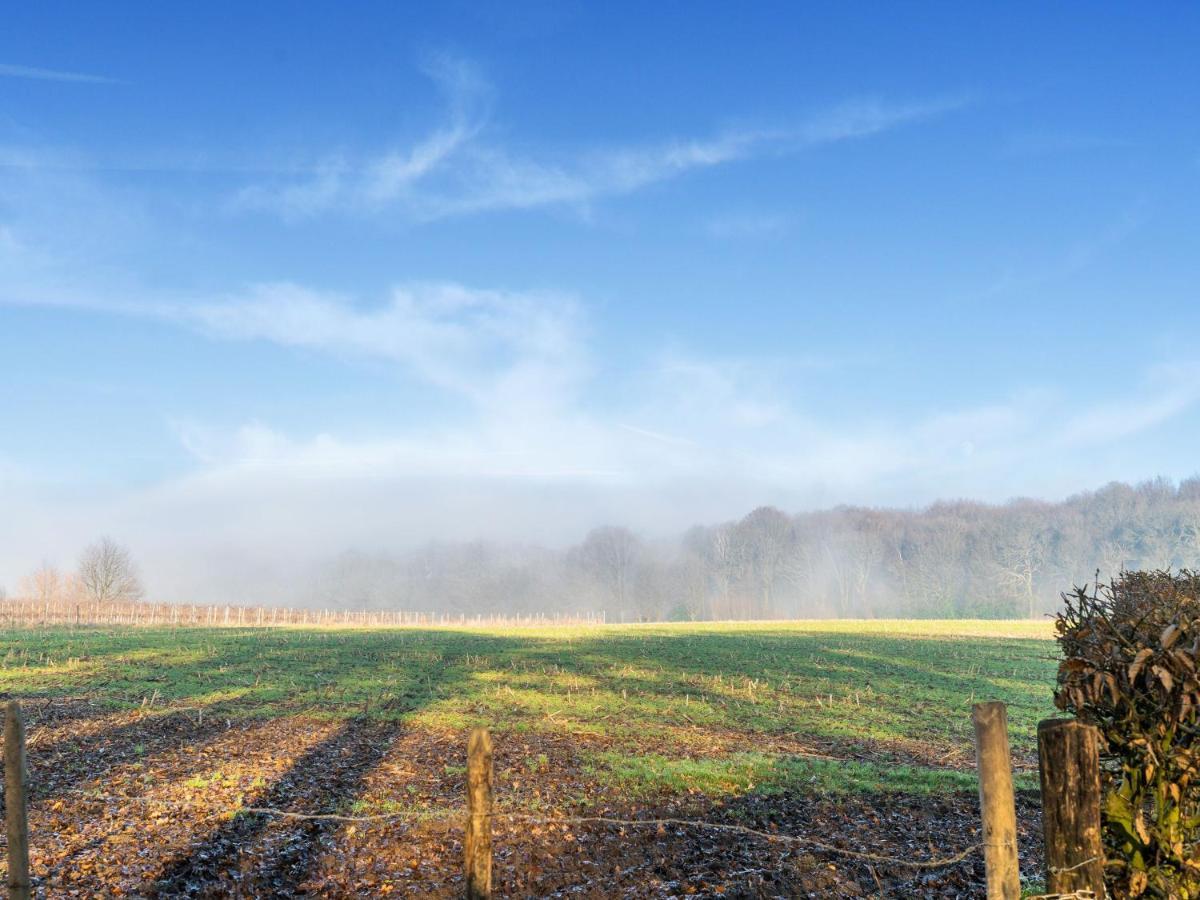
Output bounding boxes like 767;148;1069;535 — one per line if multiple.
20;561;62;605
575;526;643;617
672;547;711;621
737;506;794;618
1096;535;1134;579
905;509;971;616
990;512;1048;618
1175;500;1200;570
815;510;889;616
78;538;144;604
694;524;745;619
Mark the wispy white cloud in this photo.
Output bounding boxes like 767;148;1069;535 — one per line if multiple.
0;270;588;424
234;52;491;220
142;347;1200;523
418;95;967;218
184;281;586;414
646;353;790;430
234;54;968;221
362;53;489;204
794;96;966;145
236;160;347;222
406;131;763;218
6;249;1195;498
1054;362;1200;446
23;255;1192;497
0;62;119;84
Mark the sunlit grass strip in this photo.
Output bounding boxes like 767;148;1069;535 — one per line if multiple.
587;750;1040;797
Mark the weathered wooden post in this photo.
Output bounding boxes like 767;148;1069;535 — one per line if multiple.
972;701;1021;899
465;727;493;899
1038;719;1104;896
5;701;31;900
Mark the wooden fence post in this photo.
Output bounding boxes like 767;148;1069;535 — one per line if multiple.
465;727;493;899
972;701;1021;899
1038;719;1104;896
5;701;31;900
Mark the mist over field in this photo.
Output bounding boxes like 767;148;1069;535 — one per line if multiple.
6;475;1199;620
182;476;1200;619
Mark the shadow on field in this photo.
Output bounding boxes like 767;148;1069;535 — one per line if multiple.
144;629;501;898
18;696;107;731
150;715;403;897
10;627;519;799
28;710;240;804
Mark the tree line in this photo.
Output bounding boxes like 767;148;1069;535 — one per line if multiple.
306;477;1200;621
8;478;1199;621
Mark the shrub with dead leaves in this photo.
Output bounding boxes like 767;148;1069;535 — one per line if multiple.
1056;570;1200;898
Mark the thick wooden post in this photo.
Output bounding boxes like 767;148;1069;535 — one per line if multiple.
973;701;1021;899
465;728;493;899
1038;719;1104;896
5;701;31;900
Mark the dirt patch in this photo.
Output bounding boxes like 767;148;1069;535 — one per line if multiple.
266;785;1044;898
22;717;343;895
6;721;1042;897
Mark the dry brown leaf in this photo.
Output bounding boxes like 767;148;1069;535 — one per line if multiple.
1153;665;1175;693
1162;623;1182;650
1129;648;1154;682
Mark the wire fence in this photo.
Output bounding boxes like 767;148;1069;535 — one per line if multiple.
0;597;605;629
48;788;1102;898
57;787;982;870
3;702;1108;898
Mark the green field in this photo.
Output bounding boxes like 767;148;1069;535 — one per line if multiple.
0;619;1060;896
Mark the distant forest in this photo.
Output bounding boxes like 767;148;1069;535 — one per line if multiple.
309;477;1200;621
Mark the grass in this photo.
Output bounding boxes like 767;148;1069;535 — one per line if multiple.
588;749;1019;797
0;618;1058;796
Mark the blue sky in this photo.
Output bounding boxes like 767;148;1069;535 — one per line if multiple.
1;3;1198;598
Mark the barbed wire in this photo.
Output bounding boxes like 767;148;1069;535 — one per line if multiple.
1023;855;1104;899
498;813;982;869
1047;856;1101;875
61;789;981;870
